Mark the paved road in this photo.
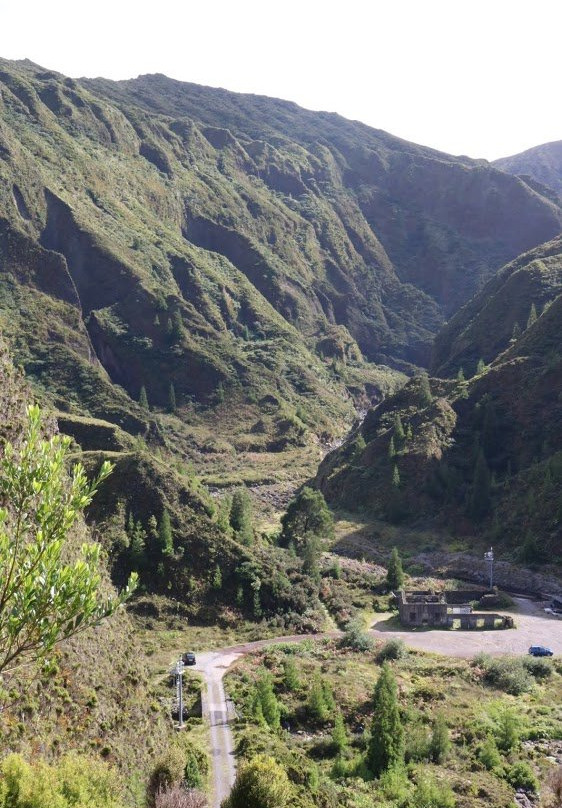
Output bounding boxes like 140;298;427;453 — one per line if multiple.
195;599;562;808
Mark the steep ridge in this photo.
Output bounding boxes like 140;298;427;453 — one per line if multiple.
0;58;559;437
317;239;562;562
431;234;562;377
494;140;562;200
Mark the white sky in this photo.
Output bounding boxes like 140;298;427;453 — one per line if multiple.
1;0;560;160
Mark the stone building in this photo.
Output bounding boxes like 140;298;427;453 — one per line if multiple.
396;589;513;629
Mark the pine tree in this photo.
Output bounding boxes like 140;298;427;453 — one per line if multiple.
406;423;413;441
367;663;404;777
393;414;405;442
416;371;432;406
388;436;396;459
430;713;450;763
283;658;300;692
469;449;491;519
280;487;334;554
476;358;486;374
171;310;184;343
457;367;465;382
130;521;146;572
158;509;174;556
256;673;280;730
386;547;404;590
212;564;222;590
229;489;253;545
332;711;348;755
392;465;401;488
168;382;176;413
307;675;328;722
139;385;149;410
512;321;522;340
527;303;537;330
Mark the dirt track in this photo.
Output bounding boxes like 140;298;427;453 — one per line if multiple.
195;598;561;807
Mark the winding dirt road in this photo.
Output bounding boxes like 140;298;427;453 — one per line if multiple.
195;600;562;808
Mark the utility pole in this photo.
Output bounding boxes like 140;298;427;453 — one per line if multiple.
174;658;185;729
484;547;494;590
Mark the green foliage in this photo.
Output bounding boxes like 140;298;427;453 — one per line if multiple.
282;657;300;692
148;746;186;802
477;737;503;772
223;754;294;808
183;751;203;789
307;674;329;722
494;707;522;752
481;658;533;696
527;302;538;329
388;436;396;458
386;547;404;591
411;773;456;808
280;487;334;566
429;713;450;763
339;617;374;652
255;672;281;730
158;509;174;556
523;656;553;679
211;564;223;589
393;414;405;442
0;753;124;808
168;382;177;413
377;638;406;662
416;371;433;406
0;405;136;675
331;711;348;755
469;449;491;520
392;465;401;488
506;761;538;792
476;358;486;374
367;663;404;777
139;385;149;410
229;489;253;545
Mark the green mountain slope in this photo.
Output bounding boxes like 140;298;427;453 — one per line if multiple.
494;140;562;200
316;242;562;561
0;58;560;440
431;234;562;377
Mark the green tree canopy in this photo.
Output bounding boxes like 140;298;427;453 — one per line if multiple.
386;547;404;591
0;405;136;676
367;663;404;777
280;487;334;556
229;488;253;545
222;755;293;808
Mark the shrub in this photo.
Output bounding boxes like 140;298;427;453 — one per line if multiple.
405;723;430;763
523;656;553;679
477;738;503;772
339;618;374;652
148;748;186;805
0;753;124;808
430;714;451;764
409;774;455;808
506;761;539;792
155;788;207;808
377;638;406;662
481;658;533;695
223;755;294;808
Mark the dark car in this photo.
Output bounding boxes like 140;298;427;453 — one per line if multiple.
528;645;553;657
182;651;196;666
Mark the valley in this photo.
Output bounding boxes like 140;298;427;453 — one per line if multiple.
0;56;561;808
